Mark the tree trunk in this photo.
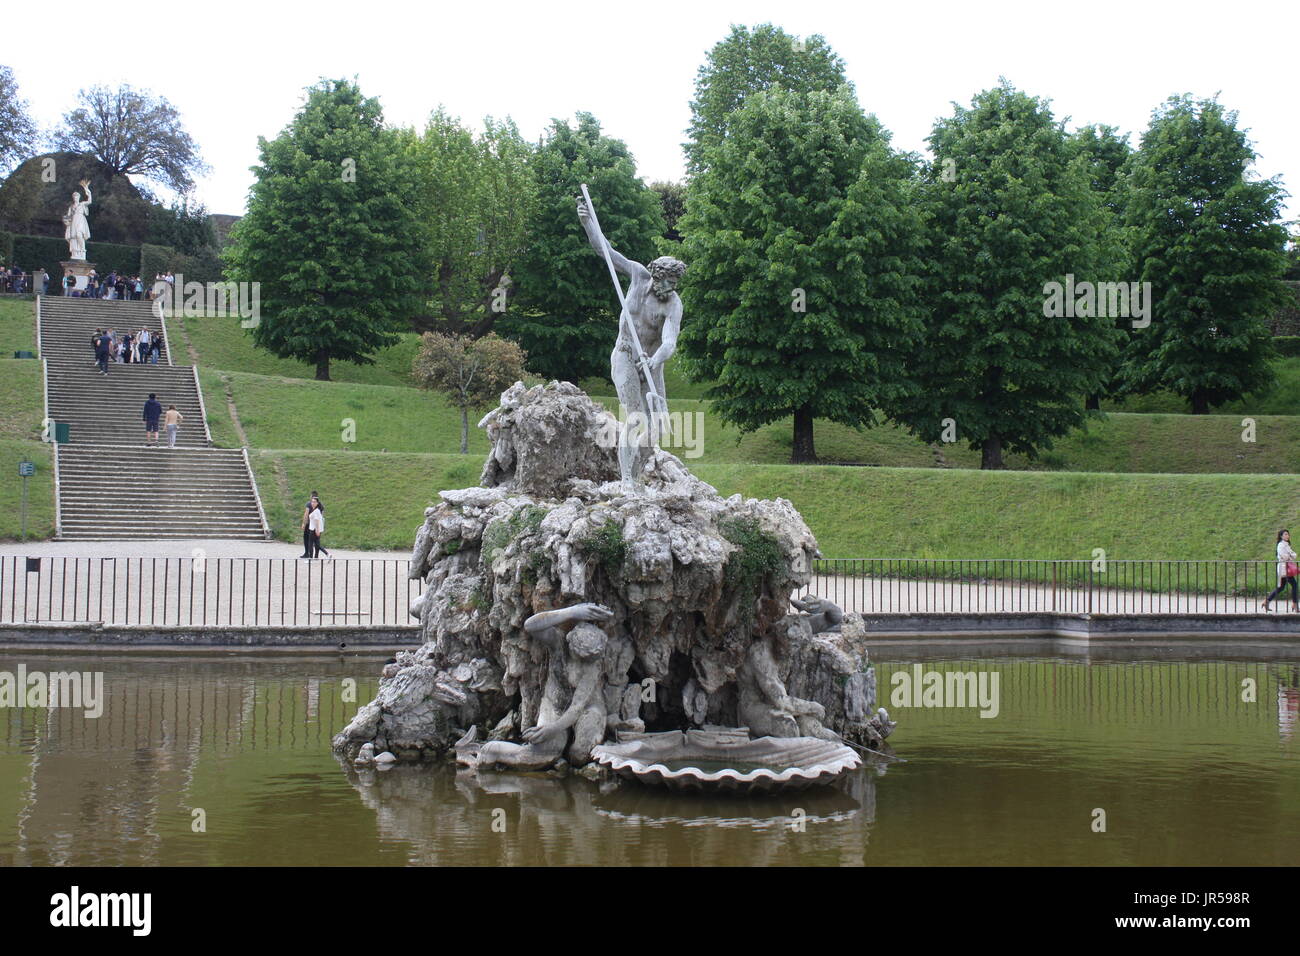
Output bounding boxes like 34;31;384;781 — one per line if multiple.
1190;389;1210;414
315;347;330;381
981;435;1005;470
791;405;816;463
460;407;470;455
1084;393;1100;411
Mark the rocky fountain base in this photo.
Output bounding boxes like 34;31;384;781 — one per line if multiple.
332;382;893;787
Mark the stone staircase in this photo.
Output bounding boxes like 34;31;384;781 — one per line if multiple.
38;296;270;540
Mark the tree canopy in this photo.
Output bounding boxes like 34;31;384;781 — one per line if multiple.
0;66;38;175
679;86;926;462
224;78;431;380
1119;95;1289;413
52;83;209;196
891;82;1119;469
685;23;848;176
500;112;664;382
413;111;535;337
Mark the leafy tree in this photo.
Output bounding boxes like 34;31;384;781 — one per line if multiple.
893;82;1118;469
147;199;215;256
224;78;431;381
679;86;925;463
650;180;685;242
413;332;526;452
52;84;208;195
0;66;38;175
686;23;848;176
501;112;664;382
1120;95;1290;413
413;111;535;336
1069;123;1134;410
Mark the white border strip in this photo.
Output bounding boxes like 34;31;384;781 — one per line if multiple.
192;365;212;444
242;447;272;540
52;440;62;539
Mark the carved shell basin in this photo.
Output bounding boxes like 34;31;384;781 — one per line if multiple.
590;729;861;793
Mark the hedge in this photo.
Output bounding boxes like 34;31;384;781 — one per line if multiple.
4;233;219;286
1272;336;1300;358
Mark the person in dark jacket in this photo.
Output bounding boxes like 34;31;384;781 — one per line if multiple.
143;393;163;446
94;333;110;375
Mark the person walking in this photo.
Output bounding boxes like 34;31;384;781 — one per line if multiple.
142;393;163;447
164;404;184;448
307;499;327;559
94;331;110;376
151;330;163;364
311;494;330;557
299;494;316;558
90;328;103;365
1263;529;1300;613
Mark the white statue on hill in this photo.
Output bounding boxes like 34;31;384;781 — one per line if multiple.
62;180;92;260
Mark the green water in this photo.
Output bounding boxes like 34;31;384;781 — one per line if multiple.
1;652;1297;866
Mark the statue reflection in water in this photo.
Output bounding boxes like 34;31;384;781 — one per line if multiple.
336;755;886;867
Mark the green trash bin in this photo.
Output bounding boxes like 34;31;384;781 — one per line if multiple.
54;422;70;444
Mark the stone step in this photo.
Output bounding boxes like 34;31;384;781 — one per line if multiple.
40;298;268;540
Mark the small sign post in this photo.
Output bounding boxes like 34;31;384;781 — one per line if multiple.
18;459;34;541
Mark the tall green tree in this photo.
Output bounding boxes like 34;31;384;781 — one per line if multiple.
650;180;685;242
225;78;430;380
0;66;38;175
679;86;925;463
893;82;1118;469
1120;95;1289;413
413;110;535;336
1069;123;1134;410
501;113;664;382
686;23;848;176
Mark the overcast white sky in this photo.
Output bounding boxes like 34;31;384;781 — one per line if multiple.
8;0;1298;221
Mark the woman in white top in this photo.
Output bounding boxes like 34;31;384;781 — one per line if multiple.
1263;529;1299;612
308;497;330;558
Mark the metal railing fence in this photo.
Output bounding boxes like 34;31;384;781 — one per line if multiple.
0;555;423;628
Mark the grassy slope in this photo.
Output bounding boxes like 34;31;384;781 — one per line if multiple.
176;312;426;387
0;298;36;356
201;370;1300;474
0;439;54;541
1104;357;1300;416
0;301;51;539
248;448;1300;559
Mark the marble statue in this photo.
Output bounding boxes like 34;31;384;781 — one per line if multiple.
737;632;838;741
790;594;844;633
476;602;614;770
62;180;92;261
577;192;686;487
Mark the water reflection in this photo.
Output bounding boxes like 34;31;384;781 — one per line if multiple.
1;652;1297;866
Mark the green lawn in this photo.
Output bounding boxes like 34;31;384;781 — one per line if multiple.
246;448;1300;560
251;449;483;551
200;369;1300;474
1104;357;1300;416
176;312;426;387
0;298;35;356
0;360;43;441
0;439;54;541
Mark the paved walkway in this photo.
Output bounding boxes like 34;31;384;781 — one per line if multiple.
801;574;1283;617
0;540;409;560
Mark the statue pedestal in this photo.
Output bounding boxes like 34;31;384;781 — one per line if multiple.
60;260;95;292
